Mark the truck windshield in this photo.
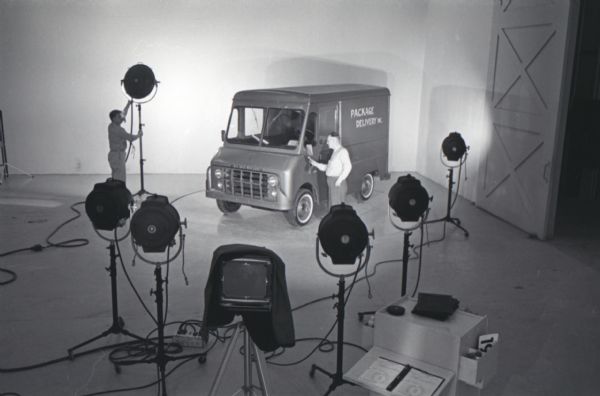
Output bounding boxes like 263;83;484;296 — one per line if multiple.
226;107;305;150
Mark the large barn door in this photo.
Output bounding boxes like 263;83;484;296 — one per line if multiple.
477;0;578;239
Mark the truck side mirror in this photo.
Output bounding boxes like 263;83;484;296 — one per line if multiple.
221;130;226;142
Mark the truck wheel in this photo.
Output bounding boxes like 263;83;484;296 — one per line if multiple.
359;173;375;200
285;189;314;226
216;200;241;214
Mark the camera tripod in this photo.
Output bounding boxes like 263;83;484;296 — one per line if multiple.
209;321;270;396
68;241;147;361
425;166;469;238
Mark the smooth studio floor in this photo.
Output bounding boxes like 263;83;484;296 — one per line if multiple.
1;174;599;396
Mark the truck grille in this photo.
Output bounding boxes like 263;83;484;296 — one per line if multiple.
224;169;270;200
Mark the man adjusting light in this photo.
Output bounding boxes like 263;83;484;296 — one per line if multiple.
107;100;142;183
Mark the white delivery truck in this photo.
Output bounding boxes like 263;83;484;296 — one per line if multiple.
206;84;390;226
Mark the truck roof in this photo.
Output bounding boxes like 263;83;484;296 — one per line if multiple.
233;84;390;105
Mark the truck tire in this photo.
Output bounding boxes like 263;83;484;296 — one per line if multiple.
285;188;314;226
216;199;241;214
359;173;375;200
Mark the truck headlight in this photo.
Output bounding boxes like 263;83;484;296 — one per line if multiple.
214;168;224;179
267;175;278;187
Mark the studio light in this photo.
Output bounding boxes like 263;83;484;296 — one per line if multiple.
428;131;470;238
120;64;158;196
130;195;181;253
311;204;373;394
318;203;369;265
85;179;132;231
441;131;467;162
388;174;430;223
122;63;158;101
387;174;430;298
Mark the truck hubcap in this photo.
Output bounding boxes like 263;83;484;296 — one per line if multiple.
297;194;313;223
361;174;374;199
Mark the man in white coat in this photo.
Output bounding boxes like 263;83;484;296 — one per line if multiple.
308;132;352;206
107;100;141;183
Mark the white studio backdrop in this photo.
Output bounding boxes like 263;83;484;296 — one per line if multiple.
0;0;429;175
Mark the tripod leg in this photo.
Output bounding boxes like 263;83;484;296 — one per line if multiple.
209;324;242;396
68;329;112;358
244;329;253;395
252;341;270;396
450;218;469;237
309;364;333;379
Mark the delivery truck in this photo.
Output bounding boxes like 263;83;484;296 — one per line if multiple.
206;84;390;226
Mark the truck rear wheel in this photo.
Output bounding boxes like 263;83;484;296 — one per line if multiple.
285;188;314;226
359;173;375;200
216;200;241;214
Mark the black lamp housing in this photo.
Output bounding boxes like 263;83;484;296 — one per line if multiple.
318;204;369;265
130;195;180;253
85;179;132;231
388;174;429;222
441;132;467;161
122;64;158;100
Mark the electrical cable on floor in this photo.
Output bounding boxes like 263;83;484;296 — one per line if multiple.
171;189;205;204
90;331;221;396
0;268;17;286
0;201;89;286
81;338;218;396
0;337;163;373
268;267;361;367
45;201;89;248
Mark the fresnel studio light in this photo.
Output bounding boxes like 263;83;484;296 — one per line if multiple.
426;131;470;238
388;174;430;297
310;203;374;395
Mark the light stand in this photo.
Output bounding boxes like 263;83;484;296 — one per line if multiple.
121;63;158;197
128;195;192;396
388;174;430;297
134;103;150;196
309;273;353;396
67;238;148;363
151;264;170;396
425;163;469;238
309;204;372;396
0;110;33;184
425;133;469;238
73;184;148;364
388;206;426;298
208;321;270;396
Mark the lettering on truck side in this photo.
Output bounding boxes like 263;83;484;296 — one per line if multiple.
351;105;383;129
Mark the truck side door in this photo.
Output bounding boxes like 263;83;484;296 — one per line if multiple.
314;103;339;206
